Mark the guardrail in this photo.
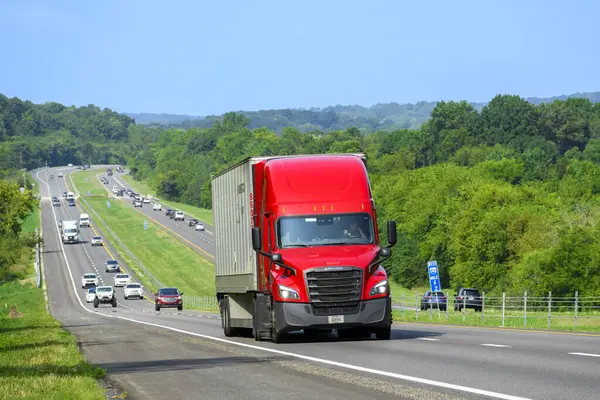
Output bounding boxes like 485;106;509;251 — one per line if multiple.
393;290;600;329
34;227;41;288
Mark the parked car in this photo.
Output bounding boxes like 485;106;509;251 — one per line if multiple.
154;287;183;311
454;287;483;312
420;291;447;311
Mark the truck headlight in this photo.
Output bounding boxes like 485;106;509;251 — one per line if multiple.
278;284;300;300
370;280;388;296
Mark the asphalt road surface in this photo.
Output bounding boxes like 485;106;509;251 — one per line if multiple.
34;166;600;400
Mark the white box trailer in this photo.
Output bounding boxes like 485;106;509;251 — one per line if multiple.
211;157;259;294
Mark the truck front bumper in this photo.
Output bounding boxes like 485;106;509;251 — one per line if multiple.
273;296;391;334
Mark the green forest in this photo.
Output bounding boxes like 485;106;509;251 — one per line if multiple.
3;92;600;297
127;91;600;133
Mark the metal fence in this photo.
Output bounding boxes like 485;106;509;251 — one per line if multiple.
183;296;219;311
392;291;600;329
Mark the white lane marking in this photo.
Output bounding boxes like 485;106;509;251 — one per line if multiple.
417;338;440;341
481;344;511;348
569;352;600;358
38;170;533;400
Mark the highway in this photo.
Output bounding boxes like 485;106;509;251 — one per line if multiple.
34;166;600;400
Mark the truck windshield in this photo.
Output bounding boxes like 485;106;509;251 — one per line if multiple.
64;228;77;234
277;213;374;248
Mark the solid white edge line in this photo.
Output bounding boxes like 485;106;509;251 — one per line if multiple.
417;338;440;341
569;352;600;358
36;167;533;400
481;344;511;348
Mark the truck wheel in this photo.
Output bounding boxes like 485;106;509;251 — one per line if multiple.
223;297;235;337
112;298;117;307
375;325;392;340
155;304;160;311
93;298;99;308
177;305;183;311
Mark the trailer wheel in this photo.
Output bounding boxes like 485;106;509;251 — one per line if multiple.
222;297;236;337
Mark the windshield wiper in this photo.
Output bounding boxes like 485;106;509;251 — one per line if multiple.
284;244;310;248
320;242;350;246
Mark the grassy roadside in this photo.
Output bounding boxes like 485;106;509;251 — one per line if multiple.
69;170;216;298
0;279;106;399
0;184;106;399
119;174;214;225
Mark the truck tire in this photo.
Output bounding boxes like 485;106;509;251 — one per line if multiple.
222;297;237;337
112;297;117;307
375;325;391;340
155;304;160;311
93;298;99;308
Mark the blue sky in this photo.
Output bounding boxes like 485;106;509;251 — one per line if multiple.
0;0;598;115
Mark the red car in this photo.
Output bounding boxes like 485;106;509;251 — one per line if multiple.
154;287;183;311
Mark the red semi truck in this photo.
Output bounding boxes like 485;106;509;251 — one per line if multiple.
211;153;397;343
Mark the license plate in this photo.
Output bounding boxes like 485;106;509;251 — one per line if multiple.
328;315;344;324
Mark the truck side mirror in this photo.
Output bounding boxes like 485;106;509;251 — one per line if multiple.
379;247;391;258
251;227;262;251
387;220;397;246
271;253;282;263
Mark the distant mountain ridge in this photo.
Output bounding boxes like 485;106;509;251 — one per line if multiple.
125;91;600;133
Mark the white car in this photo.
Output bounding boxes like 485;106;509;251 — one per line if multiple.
143;197;151;204
81;273;99;288
174;211;184;221
153;203;162;211
91;236;103;246
85;287;97;303
68;163;73;167
133;200;142;207
79;213;91;227
124;283;144;300
57;172;64;177
195;223;205;231
114;273;131;287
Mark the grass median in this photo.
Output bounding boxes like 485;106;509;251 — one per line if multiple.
119;174;214;225
69;170;216;299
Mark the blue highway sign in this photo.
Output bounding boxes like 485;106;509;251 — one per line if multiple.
427;261;441;292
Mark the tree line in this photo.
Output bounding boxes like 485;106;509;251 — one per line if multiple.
129;95;600;297
3;91;600;296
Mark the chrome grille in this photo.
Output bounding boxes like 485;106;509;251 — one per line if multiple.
306;267;362;308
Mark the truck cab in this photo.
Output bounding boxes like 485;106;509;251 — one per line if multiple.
61;220;80;244
212;154;396;343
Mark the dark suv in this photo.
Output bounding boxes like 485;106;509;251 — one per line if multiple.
454;288;482;312
420;291;447;311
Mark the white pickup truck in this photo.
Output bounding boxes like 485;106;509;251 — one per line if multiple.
174;211;184;221
93;286;117;308
79;213;90;227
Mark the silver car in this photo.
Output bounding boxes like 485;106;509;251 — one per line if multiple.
105;260;119;273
